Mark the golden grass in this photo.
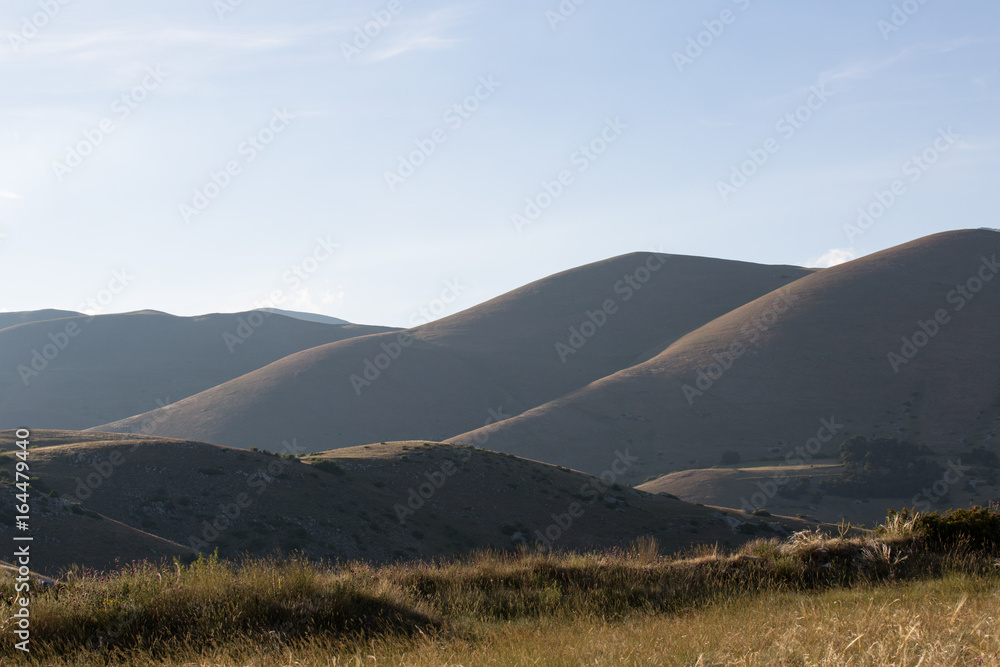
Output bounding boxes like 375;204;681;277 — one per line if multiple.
2;508;998;665
6;574;998;666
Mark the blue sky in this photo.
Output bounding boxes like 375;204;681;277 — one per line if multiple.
2;0;997;327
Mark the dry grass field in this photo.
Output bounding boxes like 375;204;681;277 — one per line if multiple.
2;506;997;666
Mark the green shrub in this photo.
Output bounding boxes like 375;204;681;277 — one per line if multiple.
821;436;942;497
909;504;1000;553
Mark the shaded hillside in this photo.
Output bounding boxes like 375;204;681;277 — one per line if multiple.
97;253;812;450
450;230;1000;497
0;309;81;331
257;308;349;325
0;430;810;575
0;310;395;430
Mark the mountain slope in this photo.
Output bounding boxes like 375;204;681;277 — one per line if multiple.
448;230;1000;485
256;308;350;325
0;430;810;574
0;309;82;331
95;253;813;451
0;310;395;430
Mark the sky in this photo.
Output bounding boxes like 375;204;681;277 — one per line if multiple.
1;0;998;327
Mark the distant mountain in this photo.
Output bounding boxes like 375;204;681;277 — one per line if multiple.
448;230;1000;491
256;308;350;326
96;253;812;451
0;310;396;430
0;309;82;331
0;430;811;575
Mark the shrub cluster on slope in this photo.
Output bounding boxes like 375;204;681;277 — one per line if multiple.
821;436;944;497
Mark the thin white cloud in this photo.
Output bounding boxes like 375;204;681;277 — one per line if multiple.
817;37;985;88
0;191;22;199
0;21;346;66
364;5;477;62
810;248;856;268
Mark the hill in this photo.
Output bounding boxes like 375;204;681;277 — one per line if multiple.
0;430;810;575
448;230;1000;517
0;310;395;430
95;253;812;450
0;309;82;331
256;308;350;325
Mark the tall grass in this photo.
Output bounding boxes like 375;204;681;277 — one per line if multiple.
1;505;997;664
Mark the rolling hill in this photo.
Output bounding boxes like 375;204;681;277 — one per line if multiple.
95;253;813;450
0;310;395;430
447;230;1000;507
0;309;82;331
0;430;809;575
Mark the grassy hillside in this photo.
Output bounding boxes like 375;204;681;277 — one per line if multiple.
1;505;997;665
451;230;1000;503
95;253;813;451
0;431;806;575
0;310;395;430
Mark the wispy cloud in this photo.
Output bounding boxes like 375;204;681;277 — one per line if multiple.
0;22;346;66
817;37;986;88
365;5;477;62
0;191;22;199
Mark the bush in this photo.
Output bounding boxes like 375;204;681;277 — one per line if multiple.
910;504;1000;553
821;436;942;497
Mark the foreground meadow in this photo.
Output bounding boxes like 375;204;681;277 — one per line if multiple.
2;507;998;666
